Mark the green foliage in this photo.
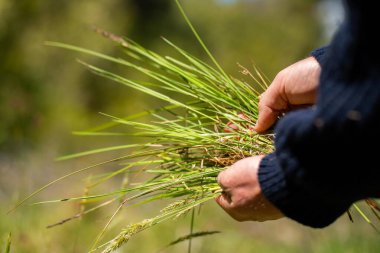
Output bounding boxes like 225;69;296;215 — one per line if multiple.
2;233;11;253
165;231;221;249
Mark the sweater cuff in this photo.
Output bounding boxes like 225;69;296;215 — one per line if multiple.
258;153;349;228
258;153;287;203
310;46;329;65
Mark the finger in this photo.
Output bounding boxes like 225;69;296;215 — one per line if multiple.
224;121;239;133
217;168;234;189
254;79;288;133
224;113;251;133
216;195;248;222
237;112;249;120
253;105;281;133
215;194;232;210
217;171;224;188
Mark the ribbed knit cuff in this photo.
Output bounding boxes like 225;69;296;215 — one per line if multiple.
310;46;329;65
258;153;349;228
258;153;288;203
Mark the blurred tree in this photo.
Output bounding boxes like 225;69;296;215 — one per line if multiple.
0;1;70;153
84;0;182;110
0;0;322;155
128;0;174;42
181;0;322;76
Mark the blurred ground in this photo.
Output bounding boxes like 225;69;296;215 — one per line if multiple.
0;0;378;252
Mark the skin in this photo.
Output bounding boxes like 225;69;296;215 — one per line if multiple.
254;56;321;133
216;56;321;221
216;156;283;221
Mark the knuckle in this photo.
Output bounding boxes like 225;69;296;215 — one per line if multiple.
275;69;287;82
217;172;225;186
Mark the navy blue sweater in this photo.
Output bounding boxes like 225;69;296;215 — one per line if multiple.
258;0;380;228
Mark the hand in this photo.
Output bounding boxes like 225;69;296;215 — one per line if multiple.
216;156;284;221
254;56;321;133
224;113;253;133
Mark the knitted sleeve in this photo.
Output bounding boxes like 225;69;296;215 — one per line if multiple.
310;46;329;65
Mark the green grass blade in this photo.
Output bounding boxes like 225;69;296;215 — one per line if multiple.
7;155;133;213
3;233;11;253
56;144;143;161
165;231;220;249
174;0;231;84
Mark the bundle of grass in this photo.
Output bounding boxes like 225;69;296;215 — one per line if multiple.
45;36;273;253
11;1;379;252
35;2;273;251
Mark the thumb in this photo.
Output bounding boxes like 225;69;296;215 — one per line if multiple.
253;105;281;133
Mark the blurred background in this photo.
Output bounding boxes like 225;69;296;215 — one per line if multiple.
1;0;379;252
